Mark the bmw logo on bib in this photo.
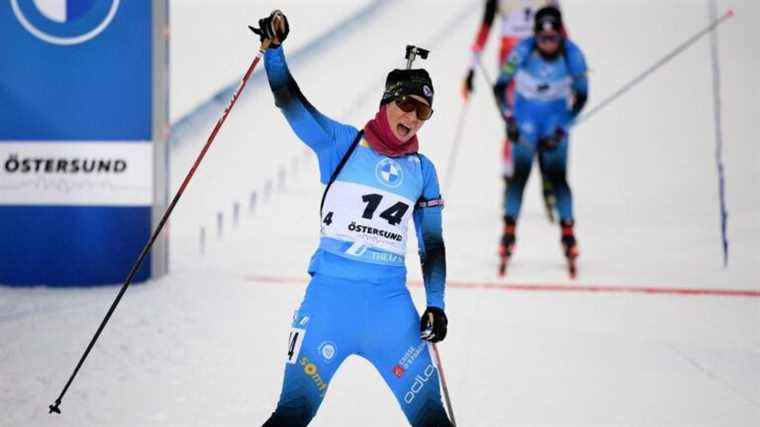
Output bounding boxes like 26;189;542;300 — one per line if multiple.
11;0;120;45
376;158;403;188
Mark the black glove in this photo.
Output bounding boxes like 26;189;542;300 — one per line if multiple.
420;307;448;343
540;127;567;151
506;115;520;143
461;68;475;99
494;82;519;143
570;92;588;119
493;81;507;109
249;10;289;48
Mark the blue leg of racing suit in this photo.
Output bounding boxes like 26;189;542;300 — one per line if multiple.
538;110;573;222
539;133;573;222
504;99;574;222
263;274;451;427
503;109;539;220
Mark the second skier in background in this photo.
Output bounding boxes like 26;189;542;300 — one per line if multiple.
462;0;564;226
492;6;588;277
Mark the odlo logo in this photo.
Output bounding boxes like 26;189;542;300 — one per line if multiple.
403;363;435;404
11;0;120;45
300;356;328;397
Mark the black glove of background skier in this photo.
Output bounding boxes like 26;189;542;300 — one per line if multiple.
540;127;566;151
493;82;520;142
249;10;289;48
420;307;448;343
493;81;508;112
570;92;588;119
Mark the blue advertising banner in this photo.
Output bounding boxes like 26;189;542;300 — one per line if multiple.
0;0;164;286
1;0;151;139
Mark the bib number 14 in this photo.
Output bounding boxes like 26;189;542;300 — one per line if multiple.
323;194;410;227
361;194;409;226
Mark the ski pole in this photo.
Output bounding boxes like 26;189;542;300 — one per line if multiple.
473;58;503;116
576;9;735;124
443;99;471;192
48;40;271;416
708;0;729;268
474;57;494;87
430;343;457;426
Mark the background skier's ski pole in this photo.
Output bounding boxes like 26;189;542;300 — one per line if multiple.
576;9;734;124
473;58;502;115
443;99;471;192
431;343;456;426
441;58;501;194
708;0;730;268
48;41;271;416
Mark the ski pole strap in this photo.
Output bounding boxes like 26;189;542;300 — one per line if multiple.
319;130;364;216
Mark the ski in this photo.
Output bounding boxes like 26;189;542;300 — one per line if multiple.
542;188;557;223
539;165;557;224
542;177;557;223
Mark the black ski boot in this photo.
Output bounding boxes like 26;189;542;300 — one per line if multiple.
498;216;517;276
560;219;579;279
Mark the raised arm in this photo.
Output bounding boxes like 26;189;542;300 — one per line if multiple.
263;44;358;183
470;0;498;56
264;47;355;151
462;0;498;98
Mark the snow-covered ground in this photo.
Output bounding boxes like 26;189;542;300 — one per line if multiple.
2;0;759;426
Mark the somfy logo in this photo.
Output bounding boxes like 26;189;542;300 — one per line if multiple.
11;0;120;45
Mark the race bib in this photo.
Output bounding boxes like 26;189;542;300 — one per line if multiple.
515;70;573;102
321;181;414;256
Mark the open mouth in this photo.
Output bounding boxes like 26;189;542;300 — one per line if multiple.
397;123;411;137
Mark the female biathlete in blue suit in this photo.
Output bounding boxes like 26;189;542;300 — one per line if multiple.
493;6;588;277
251;11;453;427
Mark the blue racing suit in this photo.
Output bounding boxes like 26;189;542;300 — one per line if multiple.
261;47;451;427
495;37;588;222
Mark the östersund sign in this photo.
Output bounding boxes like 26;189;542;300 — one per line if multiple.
0;142;152;206
11;0;120;45
0;0;169;286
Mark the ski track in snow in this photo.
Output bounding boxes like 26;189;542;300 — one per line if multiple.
3;0;760;426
